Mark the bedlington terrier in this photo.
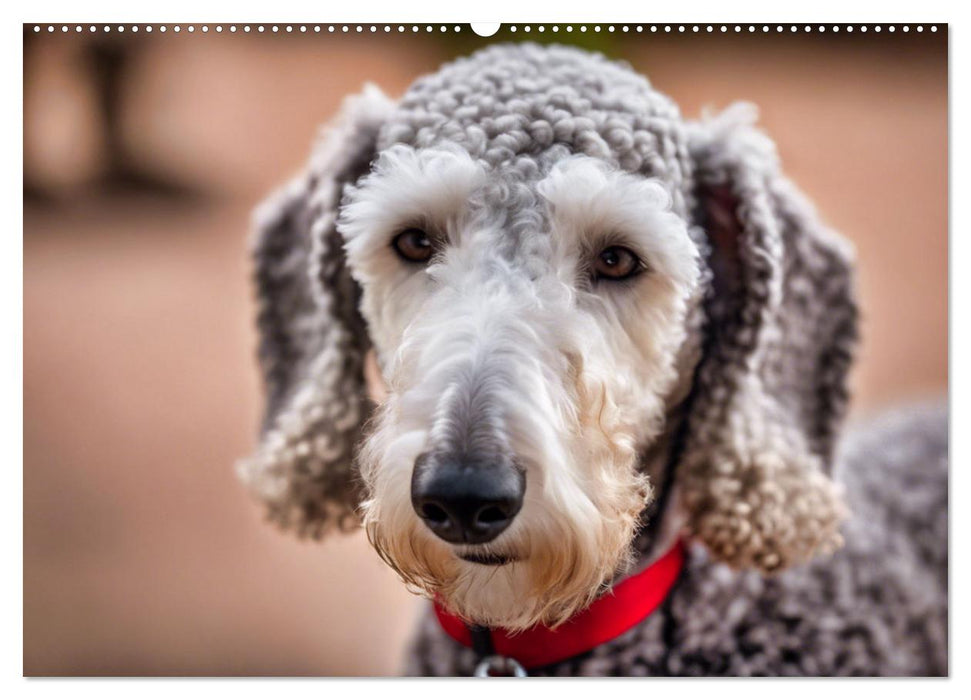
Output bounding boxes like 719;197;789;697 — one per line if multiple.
237;43;948;676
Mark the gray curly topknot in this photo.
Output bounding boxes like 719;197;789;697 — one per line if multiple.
377;44;693;216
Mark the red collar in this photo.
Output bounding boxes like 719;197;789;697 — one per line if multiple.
433;539;685;670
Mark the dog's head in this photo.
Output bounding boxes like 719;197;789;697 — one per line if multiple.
238;45;856;630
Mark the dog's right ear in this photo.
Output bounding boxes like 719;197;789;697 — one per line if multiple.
237;85;396;538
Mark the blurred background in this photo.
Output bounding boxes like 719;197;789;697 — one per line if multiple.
23;25;947;675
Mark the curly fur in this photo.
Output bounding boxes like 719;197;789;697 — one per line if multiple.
237;44;946;674
679;105;855;572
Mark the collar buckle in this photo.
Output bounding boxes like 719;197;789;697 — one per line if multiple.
474;655;528;677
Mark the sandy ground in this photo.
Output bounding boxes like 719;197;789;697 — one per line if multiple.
24;30;947;675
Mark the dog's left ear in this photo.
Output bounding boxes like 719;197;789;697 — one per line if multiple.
678;104;858;573
237;85;396;538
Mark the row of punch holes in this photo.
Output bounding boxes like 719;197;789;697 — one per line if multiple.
31;24;940;35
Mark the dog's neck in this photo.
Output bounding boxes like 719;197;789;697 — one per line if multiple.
624;400;691;578
622;298;704;574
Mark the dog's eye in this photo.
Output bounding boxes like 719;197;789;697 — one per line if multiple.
392;228;433;263
594;246;642;281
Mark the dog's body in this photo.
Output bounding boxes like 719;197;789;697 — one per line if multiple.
238;44;948;676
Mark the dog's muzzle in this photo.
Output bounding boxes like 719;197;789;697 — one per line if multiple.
410;452;525;545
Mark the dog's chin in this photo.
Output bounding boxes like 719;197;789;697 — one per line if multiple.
436;552;620;631
368;527;614;630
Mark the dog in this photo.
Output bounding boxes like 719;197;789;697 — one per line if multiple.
238;44;948;676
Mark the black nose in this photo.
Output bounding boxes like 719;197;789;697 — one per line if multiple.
411;453;525;545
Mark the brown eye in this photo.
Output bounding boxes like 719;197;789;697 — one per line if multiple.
392;228;433;263
594;246;642;281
